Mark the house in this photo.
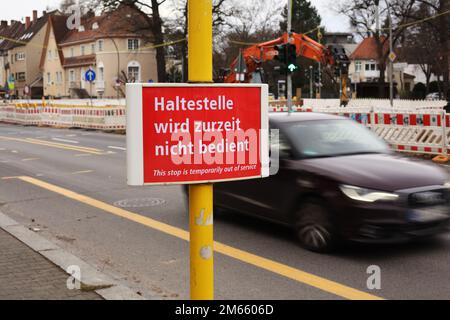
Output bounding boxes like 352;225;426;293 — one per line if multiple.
348;36;415;98
42;5;157;99
8;10;58;98
0;20;25;97
323;32;358;57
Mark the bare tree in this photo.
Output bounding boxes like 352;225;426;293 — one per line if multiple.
403;0;449;99
164;0;237;81
101;0;168;82
59;0;101;13
339;0;417;98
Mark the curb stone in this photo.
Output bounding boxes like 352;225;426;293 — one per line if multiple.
0;210;149;300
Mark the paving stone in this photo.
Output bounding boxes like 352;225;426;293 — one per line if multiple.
0;228;102;300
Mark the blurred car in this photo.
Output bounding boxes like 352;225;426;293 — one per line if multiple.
211;113;450;253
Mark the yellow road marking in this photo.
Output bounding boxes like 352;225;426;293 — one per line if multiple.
0;136;104;155
26;138;101;152
71;170;94;175
12;175;384;300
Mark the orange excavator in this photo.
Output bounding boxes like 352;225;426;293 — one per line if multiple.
225;32;351;106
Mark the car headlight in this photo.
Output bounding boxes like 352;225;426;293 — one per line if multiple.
339;185;399;203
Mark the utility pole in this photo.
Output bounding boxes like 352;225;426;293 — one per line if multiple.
287;0;293;114
317;28;322;98
387;3;394;107
309;66;313;98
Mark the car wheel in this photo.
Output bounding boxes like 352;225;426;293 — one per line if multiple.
295;200;336;253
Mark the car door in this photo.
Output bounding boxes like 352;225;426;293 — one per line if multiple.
214;124;300;223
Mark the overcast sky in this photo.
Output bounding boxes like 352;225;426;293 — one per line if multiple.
1;0;350;32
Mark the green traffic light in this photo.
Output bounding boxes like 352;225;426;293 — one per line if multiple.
288;64;298;72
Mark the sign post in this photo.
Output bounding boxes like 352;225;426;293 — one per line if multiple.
85;68;96;107
126;0;269;301
188;0;214;300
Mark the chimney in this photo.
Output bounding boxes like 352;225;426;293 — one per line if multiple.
42;11;47;16
1;21;7;28
25;17;31;29
33;10;38;23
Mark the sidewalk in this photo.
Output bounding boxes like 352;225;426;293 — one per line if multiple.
0;228;101;300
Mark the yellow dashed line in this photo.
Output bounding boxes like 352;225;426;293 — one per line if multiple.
0;136;104;155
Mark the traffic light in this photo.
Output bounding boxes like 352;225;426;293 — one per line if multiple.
314;69;320;84
274;44;287;65
286;44;299;73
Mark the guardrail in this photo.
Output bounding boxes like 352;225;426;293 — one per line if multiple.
0;99;448;156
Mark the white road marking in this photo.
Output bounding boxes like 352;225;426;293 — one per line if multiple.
74;154;92;157
52;138;79;144
66;134;77;137
71;170;93;175
108;146;126;151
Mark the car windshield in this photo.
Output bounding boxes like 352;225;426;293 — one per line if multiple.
286;119;390;159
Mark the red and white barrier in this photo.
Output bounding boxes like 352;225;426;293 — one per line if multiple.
0;101;126;131
269;100;448;156
1;98;448;156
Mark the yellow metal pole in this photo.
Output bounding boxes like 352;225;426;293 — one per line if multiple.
188;0;214;300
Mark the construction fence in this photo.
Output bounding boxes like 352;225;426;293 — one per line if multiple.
0;98;449;156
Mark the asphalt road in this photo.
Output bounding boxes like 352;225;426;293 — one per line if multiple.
0;123;449;300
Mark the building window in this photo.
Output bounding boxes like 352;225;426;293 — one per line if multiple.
55;49;58;60
365;62;378;71
69;70;75;82
47;72;51;85
355;61;361;72
70;48;74;57
128;66;140;82
98;66;104;81
15;52;25;61
48;50;52;60
91;43;95;54
17;72;26;81
56;72;62;84
98;40;103;52
81;45;85;56
128;39;139;51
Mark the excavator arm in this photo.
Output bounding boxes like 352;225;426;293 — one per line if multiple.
225;32;350;106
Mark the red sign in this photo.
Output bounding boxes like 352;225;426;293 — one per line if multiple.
127;84;269;185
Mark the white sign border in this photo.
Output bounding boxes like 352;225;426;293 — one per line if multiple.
127;83;270;186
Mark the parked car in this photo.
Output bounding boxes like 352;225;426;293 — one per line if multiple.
210;113;450;253
426;92;441;100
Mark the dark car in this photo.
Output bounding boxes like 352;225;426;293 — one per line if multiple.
212;113;450;253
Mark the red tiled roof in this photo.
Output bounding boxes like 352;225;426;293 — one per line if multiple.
350;36;389;60
60;5;152;46
0;21;25;51
62;54;96;68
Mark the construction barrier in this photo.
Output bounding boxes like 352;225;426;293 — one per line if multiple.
0;101;126;131
0;99;448;155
